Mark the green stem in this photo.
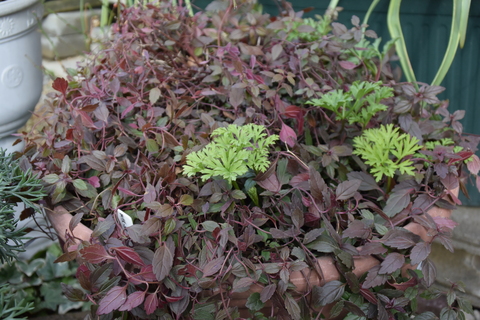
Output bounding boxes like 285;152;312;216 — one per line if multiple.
232;180;240;190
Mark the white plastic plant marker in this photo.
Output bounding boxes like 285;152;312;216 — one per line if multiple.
117;209;133;229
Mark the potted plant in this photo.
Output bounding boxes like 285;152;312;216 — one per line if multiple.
20;1;480;319
0;0;43;152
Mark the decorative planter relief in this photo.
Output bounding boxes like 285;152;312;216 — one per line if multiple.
0;0;43;152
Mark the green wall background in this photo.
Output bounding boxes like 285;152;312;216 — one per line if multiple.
193;0;480;205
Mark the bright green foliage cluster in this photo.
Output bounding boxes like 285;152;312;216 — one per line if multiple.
353;124;422;181
0;149;45;264
183;124;278;182
307;81;394;127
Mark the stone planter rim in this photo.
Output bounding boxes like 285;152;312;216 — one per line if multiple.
0;0;41;17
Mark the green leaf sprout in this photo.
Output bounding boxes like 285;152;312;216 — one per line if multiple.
307;81;394;127
353;124;422;181
183;124;278;182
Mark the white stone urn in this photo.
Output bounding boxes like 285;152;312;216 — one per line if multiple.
0;0;43;152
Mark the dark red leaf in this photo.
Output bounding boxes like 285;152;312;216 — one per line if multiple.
78;110;97;129
113;246;145;266
144;293;159;315
54;250;77;263
279;122;297;148
118;291;146;311
162;294;184;303
388;277;417;291
283;105;305;119
310;168;327;201
97;286;127;315
359;288;377;304
52;77;68;94
80;244;113;264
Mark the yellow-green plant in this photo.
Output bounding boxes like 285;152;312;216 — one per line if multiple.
307;80;393;127
353;124;422;181
183;124;278;182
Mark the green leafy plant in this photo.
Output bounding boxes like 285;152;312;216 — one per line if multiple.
0;243;87;317
353;124;422;181
184;124;278;182
307;80;394;127
0;148;46;319
0;148;45;262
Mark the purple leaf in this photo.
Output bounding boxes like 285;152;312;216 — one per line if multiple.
260;283;276;303
362;265;388;288
256;172;281;193
342;220;371;239
143;183;157;204
384;188;412;217
339;61;357;70
285;293;301;320
347;172;379;191
379;253;405;274
232;277;255;292
384;229;420;249
441;173;459;190
310;168;327;201
421;259;437;287
97;286;127;315
229;87;244;109
152;243;173;281
336;179;361;200
358;242;388;255
203;257;225;277
312;280;345;306
118;291;146;311
410;242;431;266
434;163;449;179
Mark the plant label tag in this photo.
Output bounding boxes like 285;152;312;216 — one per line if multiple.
117;209;133;229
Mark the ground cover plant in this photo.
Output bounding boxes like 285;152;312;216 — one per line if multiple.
20;0;480;319
0;148;46;319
